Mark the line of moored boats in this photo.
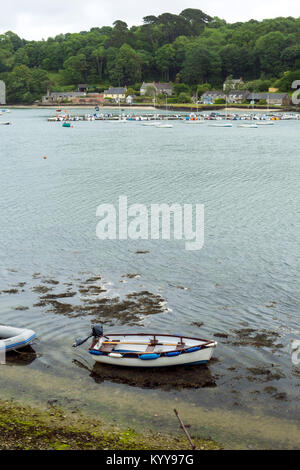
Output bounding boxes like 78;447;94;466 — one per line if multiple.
48;111;300;123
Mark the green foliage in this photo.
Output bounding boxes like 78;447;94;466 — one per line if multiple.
215;98;226;104
196;83;211;96
242;79;272;92
1;10;300;103
177;92;192;103
274;69;300;91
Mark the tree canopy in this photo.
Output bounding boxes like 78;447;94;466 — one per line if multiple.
1;10;300;103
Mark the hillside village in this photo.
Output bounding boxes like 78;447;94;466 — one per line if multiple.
40;79;291;107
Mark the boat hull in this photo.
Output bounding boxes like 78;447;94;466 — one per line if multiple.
90;346;215;367
0;326;36;352
88;333;217;368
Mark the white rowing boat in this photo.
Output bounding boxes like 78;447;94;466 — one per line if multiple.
209;122;232;127
155;123;173;128
73;325;217;368
0;325;36;352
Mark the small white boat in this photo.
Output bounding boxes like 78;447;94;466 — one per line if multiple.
238;123;258;128
73;326;217;368
209;122;232;128
256;121;274;126
141;121;162;126
155;123;173;128
0;325;36;352
0;121;12;126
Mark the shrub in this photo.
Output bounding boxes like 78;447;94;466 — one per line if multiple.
177;92;192;103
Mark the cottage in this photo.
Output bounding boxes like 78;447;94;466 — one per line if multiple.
201;91;227;104
247;93;291;106
77;84;88;93
223;78;244;92
104;87;127;102
227;90;250;104
140;82;173;97
42;90;85;104
126;95;135;104
0;80;6;105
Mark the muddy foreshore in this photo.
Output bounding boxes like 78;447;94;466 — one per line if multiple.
0;399;220;450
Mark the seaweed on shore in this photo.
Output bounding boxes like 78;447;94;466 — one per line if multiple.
0;399;220;450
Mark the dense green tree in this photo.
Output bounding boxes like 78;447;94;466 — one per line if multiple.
2;9;300;103
182;41;221;84
155;44;175;80
255;31;288;76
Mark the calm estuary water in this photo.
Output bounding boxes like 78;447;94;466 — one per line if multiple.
0;108;299;449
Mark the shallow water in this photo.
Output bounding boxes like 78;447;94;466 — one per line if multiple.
0;109;300;448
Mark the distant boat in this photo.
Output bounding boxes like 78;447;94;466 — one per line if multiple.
155;123;173;128
141;121;162;126
209;122;232;128
0;121;11;125
73;325;217;368
238;123;258;128
256;121;274;126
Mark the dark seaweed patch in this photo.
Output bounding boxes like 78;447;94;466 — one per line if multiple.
246;367;285;383
41;279;59;285
229;329;283;349
32;285;53;294
190;322;204;328
1;289;18;294
41;292;77;300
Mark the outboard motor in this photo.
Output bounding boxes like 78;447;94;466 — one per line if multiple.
73;324;103;348
92;324;103;339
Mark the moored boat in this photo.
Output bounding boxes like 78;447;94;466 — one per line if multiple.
73;325;217;368
209;122;232;128
238;123;258;128
155;123;173;128
0;325;36;352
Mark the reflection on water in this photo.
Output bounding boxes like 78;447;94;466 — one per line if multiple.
5;346;37;367
73;358;217;390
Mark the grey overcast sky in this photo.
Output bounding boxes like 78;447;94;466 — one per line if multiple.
2;0;300;40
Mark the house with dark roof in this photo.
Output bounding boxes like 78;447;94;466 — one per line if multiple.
78;84;89;93
140;82;173;97
227;90;250;104
201;90;226;104
246;93;291;106
104;87;127;102
42;90;85;104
